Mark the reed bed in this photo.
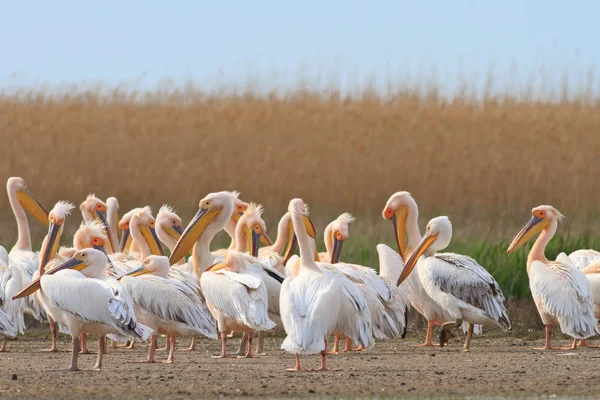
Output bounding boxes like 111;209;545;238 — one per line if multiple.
1;79;600;299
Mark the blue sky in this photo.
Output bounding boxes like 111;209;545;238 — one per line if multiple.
1;0;598;97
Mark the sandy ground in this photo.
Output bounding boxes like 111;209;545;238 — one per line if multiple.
1;330;600;399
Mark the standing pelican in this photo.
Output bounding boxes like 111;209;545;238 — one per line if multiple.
319;213;410;352
119;255;217;363
6;177;49;324
507;206;599;350
169;191;276;358
14;248;151;371
280;198;342;371
398;216;510;351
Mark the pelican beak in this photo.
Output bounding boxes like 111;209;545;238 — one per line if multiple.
168;224;184;240
13;256;87;299
330;234;343;264
39;221;62;272
397;232;439;286
119;229;131;253
205;261;227;272
507;216;550;254
169;205;222;265
283;226;298;264
95;210;117;254
260;232;273;247
231;211;243;224
390;207;408;261
303;215;317;239
117;265;151;279
114;211;121;243
17;189;49;227
250;230;261;257
140;225;164;256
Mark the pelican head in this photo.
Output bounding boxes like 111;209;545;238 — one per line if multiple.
397;216;452;286
157;204;184;241
118;207;142;253
382;191;418;261
80;194;117;253
7;177;49;227
506;205;564;254
132;207;164;256
238;203;272;257
119;255;170;279
40;201;75;271
327;213;355;263
288;199;319;261
73;220;108;251
169;191;235;265
14;248;107;299
106;196;121;239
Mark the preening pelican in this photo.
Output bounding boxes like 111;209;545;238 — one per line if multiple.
280;198;342;371
119;255;217;363
14;248;151;371
507;206;599;350
6;177;49;324
319;213;410;352
169;191;276;358
398;216;510;351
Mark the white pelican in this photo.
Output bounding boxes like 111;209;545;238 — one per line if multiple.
169;191;277;358
258;211;295;274
117;207;142;254
106;197;121;251
119;255;217;363
285;205;374;355
383;192;465;346
280;198;342;371
79;194;118;254
156;204;185;265
0;255;24;351
319;213;410;352
14;248;151;370
398;216;510;351
6;177;49;324
507;206;599;350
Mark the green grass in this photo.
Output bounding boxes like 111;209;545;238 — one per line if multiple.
337;233;600;300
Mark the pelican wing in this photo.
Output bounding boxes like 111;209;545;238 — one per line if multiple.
430;253;510;329
41;273;150;339
121;275;217;339
201;270;275;331
8;250;46;322
530;259;599;338
568;249;600;270
0;307;17;337
335;262;390;302
0;267;25;335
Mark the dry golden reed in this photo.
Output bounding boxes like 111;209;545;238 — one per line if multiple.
1;83;599;246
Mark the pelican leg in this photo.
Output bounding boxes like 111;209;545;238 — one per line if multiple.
158;336;170;351
533;325;562;350
68;337;80;371
1;337;6;352
126;339;135;349
254;332;267;355
412;320;441;347
79;333;93;354
179;337;196;351
439;319;461;347
212;332;232;358
238;332;256;358
92;336;105;371
578;338;596;347
227;330;235;338
42;320;59;352
327;336;340;354
561;338;578;351
463;323;474;352
235;332;249;356
286;354;303;372
135;335;157;363
343;338;352;351
316;337;338;371
163;336;175;363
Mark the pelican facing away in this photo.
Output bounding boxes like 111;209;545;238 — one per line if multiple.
14;248;151;371
507;206;599;350
280;198;342;371
399;216;510;351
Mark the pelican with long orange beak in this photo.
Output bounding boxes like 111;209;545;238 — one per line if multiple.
398;216;510;351
169;191;276;358
507;205;599;350
6;177;49;324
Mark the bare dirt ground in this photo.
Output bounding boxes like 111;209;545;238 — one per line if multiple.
1;329;599;400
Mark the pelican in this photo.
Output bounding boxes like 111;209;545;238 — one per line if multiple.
280;198;342;371
0;253;24;351
156;204;184;265
319;213;410;352
507;206;599;350
14;248;151;370
119;255;217;363
118;207;143;255
6;177;49;324
79;195;117;254
168;191;276;358
106;197;121;251
383;192;468;346
258;211;295;274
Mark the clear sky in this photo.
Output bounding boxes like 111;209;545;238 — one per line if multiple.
1;0;598;97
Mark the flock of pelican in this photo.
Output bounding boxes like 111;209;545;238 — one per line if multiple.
1;177;600;372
